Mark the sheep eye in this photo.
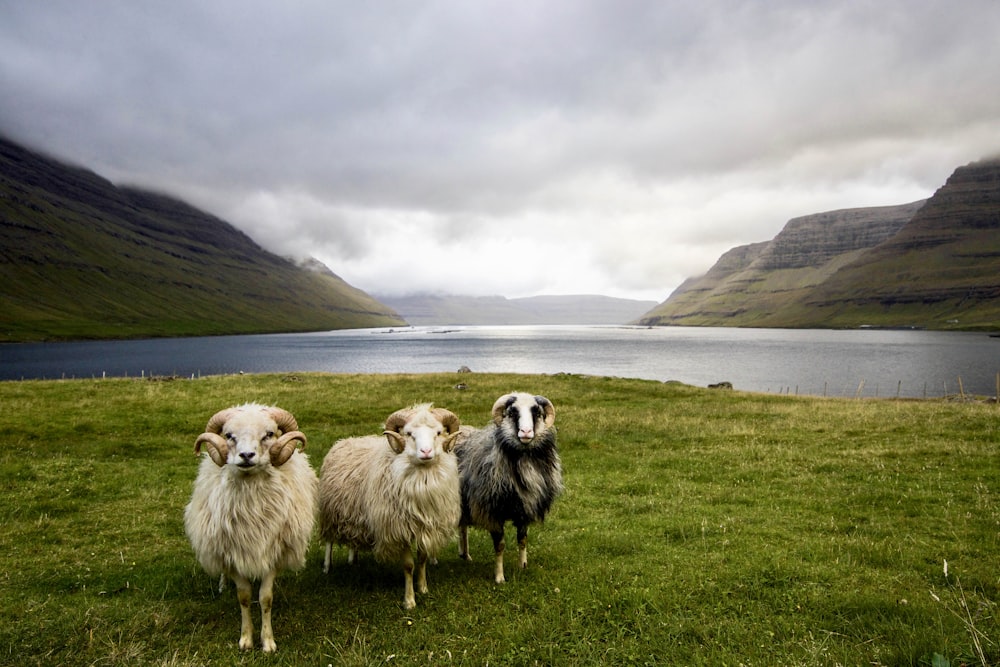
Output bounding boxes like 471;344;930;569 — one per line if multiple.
225;432;235;441
265;431;275;439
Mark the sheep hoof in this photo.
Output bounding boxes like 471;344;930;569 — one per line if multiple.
262;639;277;653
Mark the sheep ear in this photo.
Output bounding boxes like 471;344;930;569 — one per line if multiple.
491;394;514;425
384;430;406;454
534;396;555;427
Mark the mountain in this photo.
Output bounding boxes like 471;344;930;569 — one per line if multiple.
0;137;405;341
638;156;1000;330
377;293;658;325
636;200;926;327
791;158;1000;329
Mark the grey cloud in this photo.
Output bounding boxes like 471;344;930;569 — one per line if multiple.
2;1;999;300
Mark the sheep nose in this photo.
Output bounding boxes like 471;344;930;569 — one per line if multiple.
239;451;256;464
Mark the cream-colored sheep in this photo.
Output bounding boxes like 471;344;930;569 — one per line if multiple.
319;404;461;609
184;403;317;653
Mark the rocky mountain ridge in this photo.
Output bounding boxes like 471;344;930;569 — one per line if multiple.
637;156;1000;330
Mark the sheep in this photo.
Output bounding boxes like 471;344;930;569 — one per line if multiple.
183;403;317;653
319;404;462;609
455;392;562;584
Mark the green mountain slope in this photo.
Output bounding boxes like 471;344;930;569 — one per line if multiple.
637;156;1000;330
791;157;1000;329
0;137;405;341
636;201;925;327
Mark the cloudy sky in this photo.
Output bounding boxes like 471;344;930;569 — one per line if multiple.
2;1;999;302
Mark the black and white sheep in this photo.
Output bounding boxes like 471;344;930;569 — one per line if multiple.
184;403;317;653
455;392;562;583
319;404;462;609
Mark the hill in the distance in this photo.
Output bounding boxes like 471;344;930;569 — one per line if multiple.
378;293;658;325
0;137;405;341
637;156;1000;330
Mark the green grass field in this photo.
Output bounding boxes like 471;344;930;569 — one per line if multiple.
1;372;997;666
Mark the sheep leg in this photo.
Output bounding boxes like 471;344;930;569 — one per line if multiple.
233;574;255;651
516;524;529;569
415;548;429;595
259;570;277;653
323;542;332;573
402;551;417;609
458;525;471;560
491;529;506;584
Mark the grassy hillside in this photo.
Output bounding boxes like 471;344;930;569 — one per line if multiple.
0;137;405;341
640;158;1000;330
637;201;927;328
792;159;1000;330
1;372;997;665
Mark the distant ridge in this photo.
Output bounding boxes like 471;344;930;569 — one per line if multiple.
637;155;1000;331
378;293;658;325
0;136;405;341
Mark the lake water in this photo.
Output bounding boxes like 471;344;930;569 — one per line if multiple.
2;325;999;398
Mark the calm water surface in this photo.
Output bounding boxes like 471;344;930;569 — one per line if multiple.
2;325;999;398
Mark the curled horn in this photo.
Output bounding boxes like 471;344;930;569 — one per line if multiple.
205;407;238;435
491;394;516;425
431;408;461;434
266;407;299;434
534;395;556;428
194;407;239;466
194;432;228;467
383;408;412;434
264;407;304;466
382;408;412;454
270;430;306;466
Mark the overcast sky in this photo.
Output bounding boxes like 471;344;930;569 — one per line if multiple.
2;1;999;302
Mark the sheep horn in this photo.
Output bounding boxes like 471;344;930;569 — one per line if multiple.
383;408;412;434
194;432;229;467
534;395;556;428
431;408;461;434
492;394;516;425
270;430;306;466
205;407;238;434
266;407;299;434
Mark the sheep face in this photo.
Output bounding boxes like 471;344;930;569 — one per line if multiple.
492;393;555;445
384;406;461;464
194;404;306;471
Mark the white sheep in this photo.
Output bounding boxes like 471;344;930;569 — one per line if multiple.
319;404;461;609
183;403;317;653
455;393;562;583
